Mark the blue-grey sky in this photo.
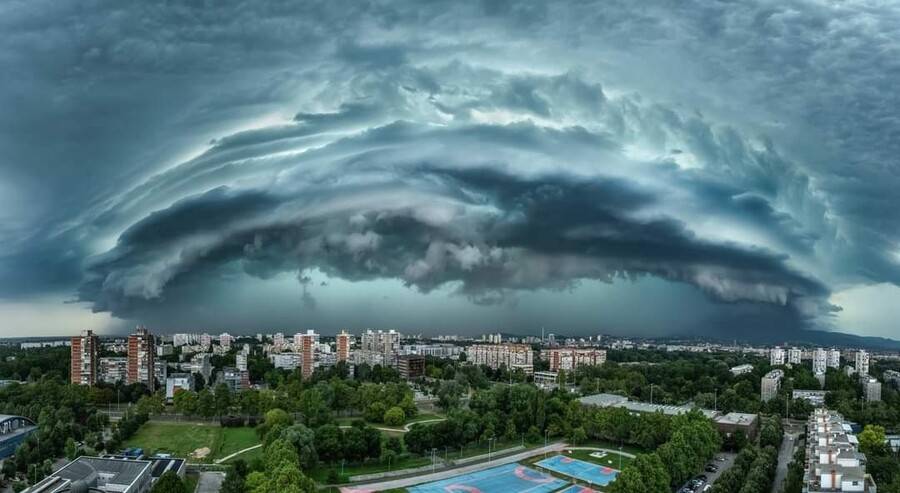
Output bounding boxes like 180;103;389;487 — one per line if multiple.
2;0;900;339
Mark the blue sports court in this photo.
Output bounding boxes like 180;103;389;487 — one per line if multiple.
556;486;597;493
535;455;619;487
408;462;568;493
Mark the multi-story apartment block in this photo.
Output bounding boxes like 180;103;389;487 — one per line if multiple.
236;353;248;372
468;343;534;375
218;367;249;392
127;326;156;391
270;352;300;370
864;378;881;402
397;355;425;380
172;333;194;347
336;330;351;362
219;333;233;349
360;329;401;367
70;330;99;386
761;369;784;402
99;357;128;384
788;347;802;365
548;348;607;372
827;349;841;369
770;347;786;366
813;348;827;375
803;409;876;492
295;330;318;379
855;350;869;376
200;333;212;350
272;332;285;352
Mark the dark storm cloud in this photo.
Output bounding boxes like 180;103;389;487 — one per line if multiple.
4;0;900;335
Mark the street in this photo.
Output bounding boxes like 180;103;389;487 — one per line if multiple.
771;432;800;493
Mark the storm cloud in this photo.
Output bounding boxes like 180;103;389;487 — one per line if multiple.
3;0;900;337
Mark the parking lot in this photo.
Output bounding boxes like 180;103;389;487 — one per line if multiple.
676;452;736;492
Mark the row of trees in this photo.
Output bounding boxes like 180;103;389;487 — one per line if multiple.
608;411;722;493
711;445;778;493
168;378;417;427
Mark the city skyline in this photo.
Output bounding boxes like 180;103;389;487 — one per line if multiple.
5;2;900;341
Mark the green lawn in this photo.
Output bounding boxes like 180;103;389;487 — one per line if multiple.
123;422;259;462
562;448;635;470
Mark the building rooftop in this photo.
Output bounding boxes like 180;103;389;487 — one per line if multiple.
26;457;151;493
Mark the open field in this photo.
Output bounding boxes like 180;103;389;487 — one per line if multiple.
123;422;259;463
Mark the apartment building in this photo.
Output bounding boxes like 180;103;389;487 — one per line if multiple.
761;369;784;402
397;355;425;380
855;350;869;376
789;347;802;365
336;330;351;362
813;348;827;375
827;349;841;369
770;347;786;366
360;329;402;367
468;343;534;375
70;329;99;386
864;378;881;403
547;348;607;372
127;326;156;391
293;330;318;379
99;357;127;384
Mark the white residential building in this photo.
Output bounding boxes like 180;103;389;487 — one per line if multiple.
770;347;786;366
236;353;248;372
761;369;784;402
827;348;841;369
730;364;754;376
788;348;802;365
270;352;301;370
855;350;869;376
200;333;212;350
812;348;827;375
864;378;881;402
219;333;233;349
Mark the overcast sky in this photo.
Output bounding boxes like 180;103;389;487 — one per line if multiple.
2;0;900;339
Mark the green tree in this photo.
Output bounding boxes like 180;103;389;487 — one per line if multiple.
383;406;405;427
858;425;887;456
64;437;78;460
150;471;187;493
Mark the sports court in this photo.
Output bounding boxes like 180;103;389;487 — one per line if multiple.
535;455;619;486
408;462;568;493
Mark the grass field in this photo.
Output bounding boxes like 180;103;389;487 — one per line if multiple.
123;422;259;462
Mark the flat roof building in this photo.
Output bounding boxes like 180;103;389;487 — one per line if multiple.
397;355;425;380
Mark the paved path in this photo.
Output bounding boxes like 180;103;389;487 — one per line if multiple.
214;444;262;464
340;442;568;492
338;418;447;434
772;433;799;493
196;471;225;493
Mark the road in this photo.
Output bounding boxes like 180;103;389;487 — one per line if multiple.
771;432;800;493
340;442;568;493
